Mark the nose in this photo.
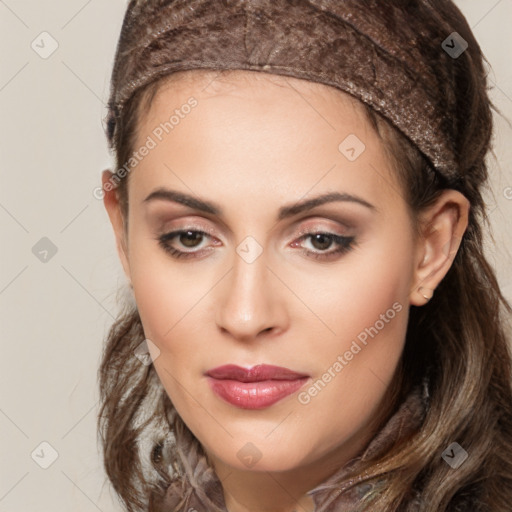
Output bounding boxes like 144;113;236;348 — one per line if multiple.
214;250;289;342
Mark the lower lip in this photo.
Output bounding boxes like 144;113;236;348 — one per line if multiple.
206;377;309;409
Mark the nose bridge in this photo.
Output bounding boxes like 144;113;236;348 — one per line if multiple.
215;241;285;339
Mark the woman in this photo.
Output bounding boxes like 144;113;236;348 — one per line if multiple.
97;1;512;511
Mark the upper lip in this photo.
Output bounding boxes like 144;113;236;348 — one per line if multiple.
205;364;309;382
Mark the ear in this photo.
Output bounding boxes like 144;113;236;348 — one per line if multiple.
409;189;470;306
101;170;132;285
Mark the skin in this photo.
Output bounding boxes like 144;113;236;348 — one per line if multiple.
102;70;469;512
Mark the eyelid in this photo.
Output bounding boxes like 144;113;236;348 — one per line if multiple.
289;216;354;239
295;223;350;238
157;221;218;239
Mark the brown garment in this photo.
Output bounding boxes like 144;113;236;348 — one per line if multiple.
151;377;430;512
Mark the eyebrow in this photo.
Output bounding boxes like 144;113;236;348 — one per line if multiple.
143;187;377;220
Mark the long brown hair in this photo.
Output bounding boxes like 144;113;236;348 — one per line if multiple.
97;6;512;512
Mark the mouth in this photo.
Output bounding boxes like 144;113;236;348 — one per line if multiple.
205;364;310;409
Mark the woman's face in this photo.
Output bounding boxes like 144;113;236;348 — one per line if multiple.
107;70;423;476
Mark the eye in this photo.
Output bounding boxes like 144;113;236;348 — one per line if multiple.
155;229;217;260
155;228;357;261
291;231;357;261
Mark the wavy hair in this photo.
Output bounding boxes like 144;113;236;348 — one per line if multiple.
97;4;512;512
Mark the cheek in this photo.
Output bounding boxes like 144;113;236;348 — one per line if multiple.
127;233;199;348
312;229;413;345
296;230;413;416
128;247;209;416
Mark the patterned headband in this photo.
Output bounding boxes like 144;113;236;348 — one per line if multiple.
106;0;491;188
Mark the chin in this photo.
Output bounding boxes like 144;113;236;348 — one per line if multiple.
208;442;310;473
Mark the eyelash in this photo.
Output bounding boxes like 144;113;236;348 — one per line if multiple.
156;227;356;261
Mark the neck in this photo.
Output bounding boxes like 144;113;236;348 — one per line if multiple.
207;413;386;512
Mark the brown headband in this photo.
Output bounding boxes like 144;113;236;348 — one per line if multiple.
106;0;490;188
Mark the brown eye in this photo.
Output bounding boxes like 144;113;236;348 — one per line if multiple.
309;233;334;251
156;229;214;259
179;230;204;248
292;232;357;261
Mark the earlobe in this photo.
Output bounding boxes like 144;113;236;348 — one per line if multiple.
409;190;470;307
101;169;132;285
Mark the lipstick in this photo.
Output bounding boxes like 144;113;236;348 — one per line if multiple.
205;364;309;409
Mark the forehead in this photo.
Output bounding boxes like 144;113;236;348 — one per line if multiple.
137;69;379;168
129;69;403;221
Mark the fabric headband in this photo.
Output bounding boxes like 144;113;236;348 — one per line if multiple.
106;0;489;188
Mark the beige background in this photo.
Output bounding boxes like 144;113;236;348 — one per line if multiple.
0;1;511;511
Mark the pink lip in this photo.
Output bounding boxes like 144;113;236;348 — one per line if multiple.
205;364;309;409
